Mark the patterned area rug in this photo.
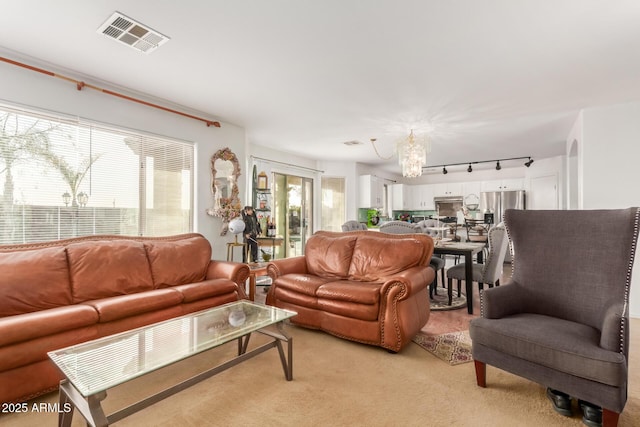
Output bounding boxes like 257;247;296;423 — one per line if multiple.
412;330;473;365
429;287;467;311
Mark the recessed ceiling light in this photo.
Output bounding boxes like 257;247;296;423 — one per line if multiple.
343;140;363;146
97;11;170;54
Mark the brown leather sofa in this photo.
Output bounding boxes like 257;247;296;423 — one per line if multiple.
0;233;249;404
265;230;434;352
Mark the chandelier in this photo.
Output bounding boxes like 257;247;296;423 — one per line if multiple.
369;130;431;178
396;130;430;178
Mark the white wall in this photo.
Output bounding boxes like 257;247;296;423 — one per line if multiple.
525;156;566;209
571;102;640;317
0;50;246;261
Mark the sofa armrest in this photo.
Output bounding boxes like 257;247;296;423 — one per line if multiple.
206;261;250;286
380;266;434;300
267;256;308;280
481;282;527;319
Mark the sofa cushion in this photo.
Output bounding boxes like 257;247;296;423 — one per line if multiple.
0;305;99;347
316;280;381;321
0;246;72;317
145;236;211;288
67;240;154;303
348;234;427;281
470;314;626;387
82;288;184;323
305;233;357;279
172;279;239;303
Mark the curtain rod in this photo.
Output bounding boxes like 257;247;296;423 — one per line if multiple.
0;56;221;128
250;155;324;173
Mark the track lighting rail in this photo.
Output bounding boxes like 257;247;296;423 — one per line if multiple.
425;156;534;174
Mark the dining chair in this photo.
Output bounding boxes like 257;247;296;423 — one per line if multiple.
341;220;368;231
380;220;444;297
445;225;509;305
469;208;640;427
464;217;491;259
415;219;451;295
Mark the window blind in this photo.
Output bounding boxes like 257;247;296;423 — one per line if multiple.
0;104;193;244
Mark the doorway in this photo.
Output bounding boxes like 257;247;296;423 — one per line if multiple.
273;173;313;258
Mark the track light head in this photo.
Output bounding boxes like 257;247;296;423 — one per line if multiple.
495;161;501;171
524;158;534;167
442;166;448;175
467;164;473;173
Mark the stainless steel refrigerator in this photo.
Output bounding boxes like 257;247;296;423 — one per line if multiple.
479;190;526;226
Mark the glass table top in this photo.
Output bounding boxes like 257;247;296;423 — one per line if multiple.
48;301;296;396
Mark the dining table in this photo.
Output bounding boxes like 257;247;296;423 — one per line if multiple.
432;240;486;314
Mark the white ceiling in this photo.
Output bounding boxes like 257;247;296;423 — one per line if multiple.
2;0;640;175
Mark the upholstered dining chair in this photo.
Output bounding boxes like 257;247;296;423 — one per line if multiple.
341;220;368;231
445;225;509;305
415;219;449;295
469;208;639;427
380;220;445;297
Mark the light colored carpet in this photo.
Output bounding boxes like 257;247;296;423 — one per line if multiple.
412;330;473;365
2;319;639;427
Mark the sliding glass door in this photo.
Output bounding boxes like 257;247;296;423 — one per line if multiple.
273;173;313;258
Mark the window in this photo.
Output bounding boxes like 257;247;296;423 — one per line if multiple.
0;104;193;244
320;177;345;231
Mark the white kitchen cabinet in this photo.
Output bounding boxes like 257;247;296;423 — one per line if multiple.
391;184;408;210
432;182;463;197
408;184;435;210
481;178;524;192
359;174;385;208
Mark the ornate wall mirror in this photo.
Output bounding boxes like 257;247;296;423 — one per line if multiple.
206;148;242;233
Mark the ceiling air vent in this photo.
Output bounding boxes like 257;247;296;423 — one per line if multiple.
97;12;169;54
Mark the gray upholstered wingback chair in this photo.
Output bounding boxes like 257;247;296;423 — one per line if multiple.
469;208;639;427
445;225;509;304
341;220;368;231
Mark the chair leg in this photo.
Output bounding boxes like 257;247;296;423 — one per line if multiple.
440;268;446;290
474;360;486;387
447;277;453;305
602;408;620;427
495;279;500;287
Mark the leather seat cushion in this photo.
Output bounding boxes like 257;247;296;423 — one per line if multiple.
316;280;381;321
0;246;72;316
67;240;154;303
273;274;333;297
316;280;382;305
82;288;184;323
145;236;212;288
172;279;239;303
0;304;99;347
470;313;626;386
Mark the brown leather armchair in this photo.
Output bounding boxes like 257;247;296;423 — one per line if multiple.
266;230;434;352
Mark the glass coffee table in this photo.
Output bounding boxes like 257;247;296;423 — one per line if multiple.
48;301;296;427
